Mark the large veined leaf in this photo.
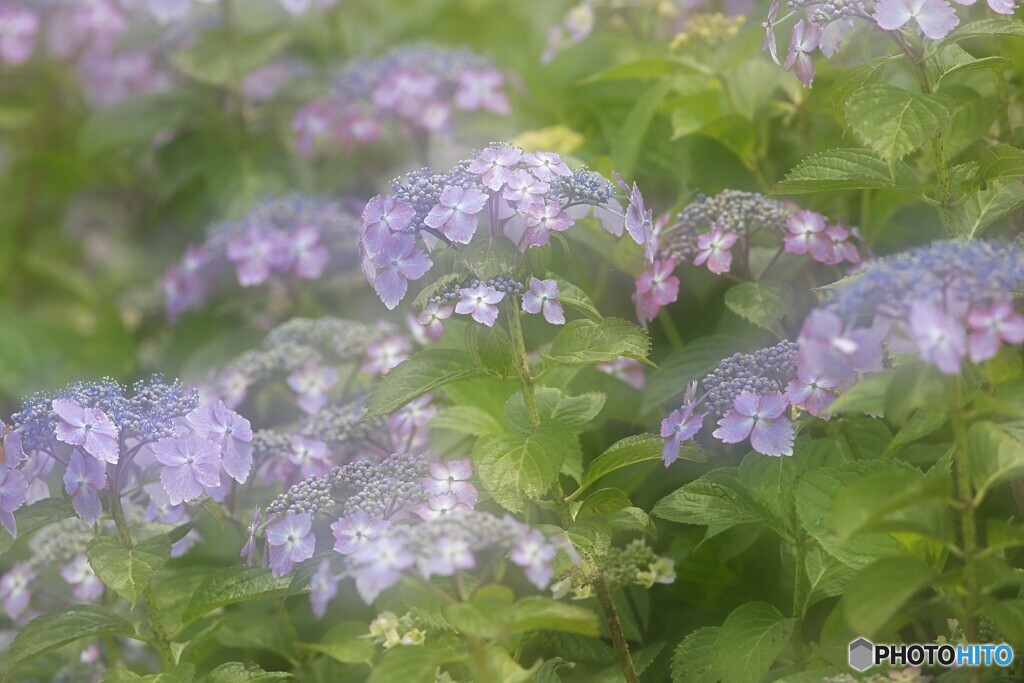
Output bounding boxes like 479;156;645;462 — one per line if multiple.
845;85;953;161
772;148;922;195
713;603;795;683
724;282;790;332
182;566;293;624
545;318;651;366
8;606;136;671
978;144;1024;182
87;535;172;608
473;421;570;512
843;557;935;636
366;349;485;417
672;626;721;683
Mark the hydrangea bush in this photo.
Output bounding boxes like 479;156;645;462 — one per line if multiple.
4;0;1024;682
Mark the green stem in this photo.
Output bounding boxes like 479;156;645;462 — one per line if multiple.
951;379;981;683
791;531;807;665
108;466;175;668
594;576;641;683
506;299;540;427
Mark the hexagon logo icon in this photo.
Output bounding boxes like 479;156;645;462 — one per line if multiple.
849;637;874;672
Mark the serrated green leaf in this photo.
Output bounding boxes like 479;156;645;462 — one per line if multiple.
577;488;632;518
8;606;136;672
579;433;703;497
832;468;952;541
102;664;195;683
832;60;887;109
548;275;603;322
466;323;516;379
952;179;1024;238
581;58;682;83
460;237;520;280
772;148;922;195
969;421;1024;502
503;387;605;435
653;468;776;540
843;557;935;636
672;626;721;683
925;44;1007;88
367;647;449;683
87;535;171;608
367;349;485;418
845;85;953;161
473;421;570;512
713;603;795;683
724;282;790;332
979;144;1024;182
545;318;651;367
430;405;505;436
205;662;296;682
182;566;292;624
509;597;600;636
943;17;1024;44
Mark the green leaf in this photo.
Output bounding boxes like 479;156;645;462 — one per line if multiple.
943;17;1024;44
466;324;516;379
430;405;504;436
366;349;485;418
772;149;922;195
952;179;1024;239
845;85;953;161
713;603;795;683
367;647;449;683
641;336;740;413
826;371;893;415
804;544;856;608
299;622;377;667
577;488;633;518
672;626;721;683
548;275;603;322
87;535;171;608
79;92;206;157
832;59;886;109
102;665;195;683
8;606;136;672
460;236;520;280
831;469;952;541
969;421;1024;502
545;318;651;367
173;30;291;87
723;282;790;333
944;86;998;160
579;433;703;496
205;662;295;682
925;44;1007;88
182;566;293;624
612;81;672;179
842;557;935;636
582;58;682;83
978;144;1024;181
653;468;777;540
0;497;74;557
473;421;570;512
509;596;600;636
503;387;606;435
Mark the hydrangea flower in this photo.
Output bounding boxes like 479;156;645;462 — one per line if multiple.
783;211;832;262
151;434;221;505
424;459;478;507
0;563;32;620
966;300;1024;364
634;259;680;327
227;228;290;287
285;435;333;482
331;510;388;555
309;559;337;619
242;507;262;566
52;399;120;464
362;334;412;375
713;392;795;457
61;554;104;603
416;302;454;342
419;536;475;577
785;367;839;418
424;186;489;244
510;530;556;588
266;511;316;576
908;301;966;375
287;365;338;415
522;278;565;325
370;234;433;310
693;224;738;274
455;285;505;327
415;492;472;521
0;4;38;65
186;401;253;484
0;465;28;536
784;20;822;88
63;451;106;524
874;0;959;39
661;383;706;467
455;68;510;114
351;536;415;602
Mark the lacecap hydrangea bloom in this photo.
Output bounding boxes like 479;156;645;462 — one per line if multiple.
358;143;656;332
797;240;1024;383
293;44;511;158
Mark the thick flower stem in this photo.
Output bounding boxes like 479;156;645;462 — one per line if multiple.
951;380;982;683
505;300;540;427
506;298;641;683
595;575;642;683
109;464;175;669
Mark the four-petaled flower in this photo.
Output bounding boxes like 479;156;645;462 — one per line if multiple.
785;367;838;418
286;364;339;415
0;563;33;620
784;211;832;262
361;195;416;257
522;278;565;325
713;391;794;457
309;559;337;619
635;259;680;326
352;536;415;603
416;302;454;342
52;399;120;464
424;185;489;244
784;20;822;89
455;68;510;114
415;492;471;521
966;300;1024;364
419;536;475;577
661;383;706;467
186;400;253;484
226;228;288;287
908;300;966;374
63;450;106;524
523;201;573;248
266;511;316;576
693;224;739;275
424;459;478;506
468;146;523;191
61;554;104;603
509;530;556;588
151;434;221;505
0;466;27;537
362;334;412;375
455;285;505;327
331;510;388;555
761;0;781;65
370;234;433;310
523;151;571;182
874;0;959;39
